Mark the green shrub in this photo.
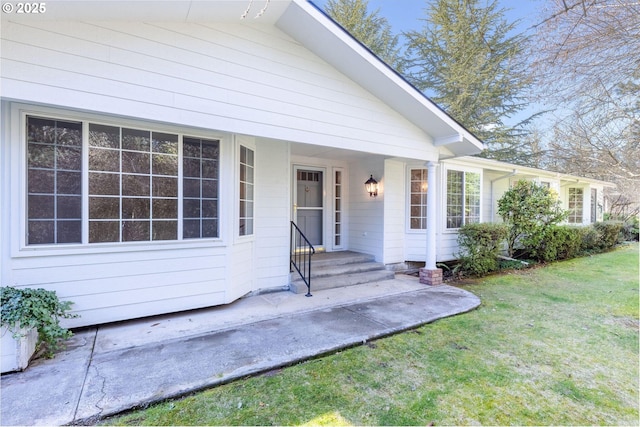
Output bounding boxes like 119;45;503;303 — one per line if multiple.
580;225;601;252
531;225;583;262
457;223;508;276
593;221;624;249
497;180;568;258
0;286;78;358
621;216;639;241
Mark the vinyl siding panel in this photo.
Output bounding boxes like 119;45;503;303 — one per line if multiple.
254;139;291;290
347;158;384;261
228;241;254;302
9;248;228;328
1;21;437;160
382;159;405;265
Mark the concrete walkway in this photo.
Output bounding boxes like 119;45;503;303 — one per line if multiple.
0;275;480;426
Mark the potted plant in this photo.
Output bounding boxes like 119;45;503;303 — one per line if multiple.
1;286;78;373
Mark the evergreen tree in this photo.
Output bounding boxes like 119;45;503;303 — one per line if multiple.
404;0;533;162
324;0;403;71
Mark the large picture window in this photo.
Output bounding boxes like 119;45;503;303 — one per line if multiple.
26;115;220;245
446;169;480;229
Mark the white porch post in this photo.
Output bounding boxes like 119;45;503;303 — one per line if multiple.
420;161;443;285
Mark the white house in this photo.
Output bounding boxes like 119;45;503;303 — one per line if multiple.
0;0;612;328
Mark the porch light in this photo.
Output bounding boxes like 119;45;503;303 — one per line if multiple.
365;175;378;197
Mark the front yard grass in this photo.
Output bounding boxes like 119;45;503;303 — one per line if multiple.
106;243;639;426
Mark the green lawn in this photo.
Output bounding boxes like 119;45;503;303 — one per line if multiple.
106;243;639;426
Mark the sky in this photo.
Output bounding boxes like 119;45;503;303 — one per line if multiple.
311;0;546;38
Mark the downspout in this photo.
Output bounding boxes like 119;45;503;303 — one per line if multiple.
490;170;517;222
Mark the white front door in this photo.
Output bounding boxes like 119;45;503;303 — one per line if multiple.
294;167;324;248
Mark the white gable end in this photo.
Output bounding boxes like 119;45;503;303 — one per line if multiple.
1;18;442;160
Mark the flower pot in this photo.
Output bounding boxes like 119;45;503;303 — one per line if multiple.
1;325;38;373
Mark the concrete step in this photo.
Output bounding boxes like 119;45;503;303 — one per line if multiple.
289;251;396;294
308;260;387;278
309;251;375;269
290;269;396;294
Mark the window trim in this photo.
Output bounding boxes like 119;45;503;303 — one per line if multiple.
12;103;229;257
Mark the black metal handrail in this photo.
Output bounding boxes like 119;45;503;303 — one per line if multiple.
290;221;315;297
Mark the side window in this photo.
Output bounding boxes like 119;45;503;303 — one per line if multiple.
568;187;584;223
183;137;220;239
239;145;254;236
409;168;428;229
27;116;83;244
334;169;343;246
446;169;480;229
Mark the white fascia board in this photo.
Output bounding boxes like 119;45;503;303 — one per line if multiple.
276;0;484;156
557;175;617;188
455;156;616;187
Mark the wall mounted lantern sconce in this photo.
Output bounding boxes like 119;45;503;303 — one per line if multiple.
365;175;378;197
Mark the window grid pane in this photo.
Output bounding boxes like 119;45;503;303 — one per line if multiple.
410;168;428;229
446;170;480;229
446;170;464;228
183;137;220;239
27;116;83;245
464;172;481;224
334;170;342;246
239;146;254;236
88;124;181;243
568;187;583;223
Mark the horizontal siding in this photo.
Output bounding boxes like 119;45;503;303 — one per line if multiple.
1;21;436;159
484;170;510;223
383;159;405;264
228;241;254;302
405;232;459;263
437;233;460;262
347;159;384;261
8;247;229;327
255;139;290;289
10;250;225;285
405;233;426;262
65;292;227;328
